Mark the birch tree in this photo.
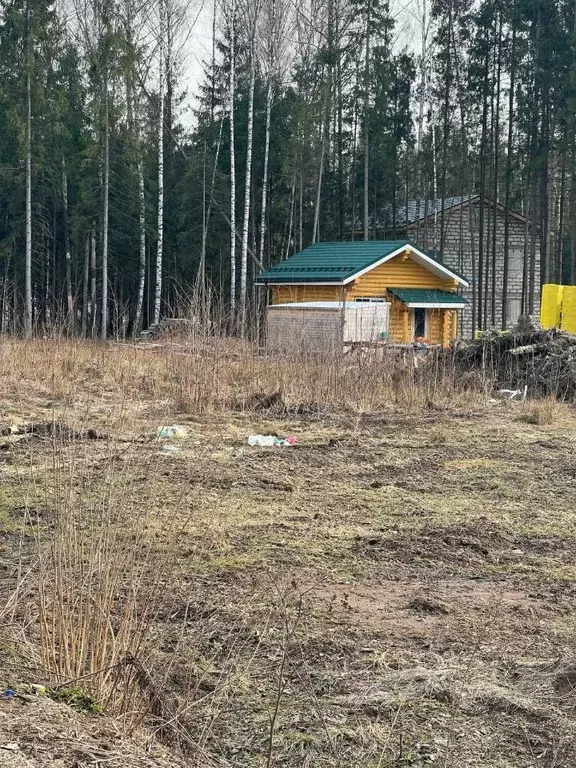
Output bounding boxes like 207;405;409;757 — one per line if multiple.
120;0;148;334
229;0;237;318
239;30;255;333
153;0;165;327
238;0;263;334
135;149;146;331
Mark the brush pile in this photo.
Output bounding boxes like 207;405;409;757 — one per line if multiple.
141;317;199;340
451;318;576;400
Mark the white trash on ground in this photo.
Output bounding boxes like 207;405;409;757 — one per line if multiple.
496;386;528;401
157;425;188;439
247;435;296;447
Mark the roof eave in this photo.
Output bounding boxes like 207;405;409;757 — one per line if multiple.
255;279;344;286
404;301;468;309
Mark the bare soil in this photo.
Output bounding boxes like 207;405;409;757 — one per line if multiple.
1;342;576;767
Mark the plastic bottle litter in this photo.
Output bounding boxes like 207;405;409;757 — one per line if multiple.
247;435;296;447
157;425;188;439
247;435;276;447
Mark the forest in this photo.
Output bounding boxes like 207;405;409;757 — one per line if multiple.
0;0;573;338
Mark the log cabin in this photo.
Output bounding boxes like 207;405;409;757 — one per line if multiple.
256;240;470;348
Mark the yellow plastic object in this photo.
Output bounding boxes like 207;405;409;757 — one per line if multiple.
560;285;576;334
540;284;564;329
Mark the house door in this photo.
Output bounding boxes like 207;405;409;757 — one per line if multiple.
413;308;427;340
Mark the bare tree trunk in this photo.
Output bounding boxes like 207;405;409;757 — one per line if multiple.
229;0;237;319
314;4;334;248
416;0;428;244
502;21;516;328
529;185;537;314
539;116;550;288
363;0;371;241
285;174;296;260
469;188;477;338
557;136;567;283
432;119;438;250
477;51;489;329
298;166;303;251
101;84;109;340
521;185;529;314
62;160;74;327
258;80;273;270
198;0;223;307
491;15;502;327
416;0;427;150
240;57;255;336
153;0;165;327
44;228;50;327
351;84;358;240
91;224;97;338
24;1;32;338
312;118;326;243
81;235;89;336
2;248;11;333
439;2;452;258
134;155;146;333
199;119;223;305
337;69;344;238
569;0;576;284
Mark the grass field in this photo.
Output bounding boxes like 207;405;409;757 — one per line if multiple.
1;338;576;767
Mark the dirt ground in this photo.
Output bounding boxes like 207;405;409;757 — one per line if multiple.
1;342;576;767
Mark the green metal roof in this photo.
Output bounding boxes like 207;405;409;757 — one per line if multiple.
387;288;469;305
256;241;408;283
255;241;469;286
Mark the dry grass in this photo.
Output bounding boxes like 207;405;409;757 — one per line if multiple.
0;336;576;767
517;396;576;426
0;336;485;419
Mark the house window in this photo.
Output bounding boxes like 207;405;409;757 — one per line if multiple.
413;308;427;339
354;297;387;303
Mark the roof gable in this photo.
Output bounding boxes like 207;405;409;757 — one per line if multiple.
402;195;528;227
256;241;469;287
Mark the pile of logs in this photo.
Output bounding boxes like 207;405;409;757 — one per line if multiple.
141;317;200;340
451;318;576;400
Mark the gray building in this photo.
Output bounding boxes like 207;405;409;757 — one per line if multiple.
396;196;540;337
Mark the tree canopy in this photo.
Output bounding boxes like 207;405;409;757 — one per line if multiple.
0;0;573;335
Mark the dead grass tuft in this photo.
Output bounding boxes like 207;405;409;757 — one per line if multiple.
517;396;575;426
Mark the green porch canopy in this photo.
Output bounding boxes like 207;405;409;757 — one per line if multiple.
387;288;469;309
